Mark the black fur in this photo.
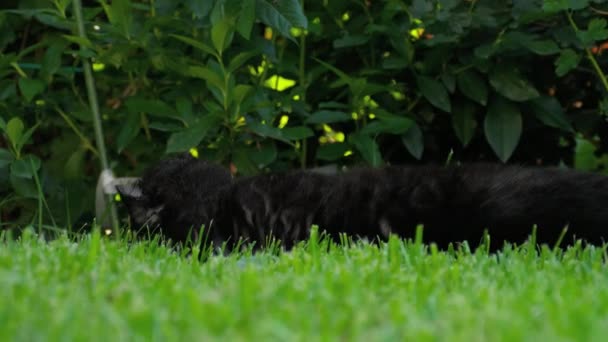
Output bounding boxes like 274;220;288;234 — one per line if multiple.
118;153;608;251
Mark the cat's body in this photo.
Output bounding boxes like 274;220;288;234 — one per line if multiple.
118;154;608;251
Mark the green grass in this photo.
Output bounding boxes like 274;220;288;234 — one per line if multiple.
2;229;608;342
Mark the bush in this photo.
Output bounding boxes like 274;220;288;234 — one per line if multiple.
0;0;607;230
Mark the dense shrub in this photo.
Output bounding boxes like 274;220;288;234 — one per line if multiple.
0;0;607;230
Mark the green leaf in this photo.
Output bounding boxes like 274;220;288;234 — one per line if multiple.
570;0;589;10
148;122;183;132
64;149;86;180
382;57;409;70
236;0;256;39
248;121;286;142
555;49;581;77
6;117;24;149
542;0;588;12
417;76;451;112
411;0;433;18
61;34;93;49
232;147;260;176
350;133;382;166
228;51;259;73
333;34;369;48
588;18;608;40
54;0;73;14
105;0;133;38
211;18;235;54
232;84;254;105
0;117;5;131
282;126;314;140
170;34;217;57
402;123;424;160
248;142;278;167
574;136;597;171
502;31;536;49
474;44;498;59
30;12;71;30
542;0;567;12
125;98;178;118
10;155;41;178
318;102;349;110
116;113;140;153
263;75;296;91
10;174;37;198
521;39;560;55
184;0;213;19
489;66;540;102
528;96;573;132
378;113;415;133
361;110;415;135
176;97;195;123
256;0;308;42
18;123;38;152
441;72;456;94
457;70;488;106
359;122;390;136
452;101;478;147
390;35;414;61
484;96;522;162
316;143;349;161
306;110;351;124
209;0;230;25
268;0;307;29
361;118;414;136
41;38;68;82
577;19;608;47
187;65;225;92
314;58;352;84
18;78;45;102
0;148;14;168
166;115;220;153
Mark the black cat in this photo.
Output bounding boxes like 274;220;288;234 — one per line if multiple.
117;153;608;252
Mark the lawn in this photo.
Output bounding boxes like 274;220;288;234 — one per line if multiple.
1;228;608;342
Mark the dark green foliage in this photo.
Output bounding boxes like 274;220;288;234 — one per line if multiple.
0;1;607;230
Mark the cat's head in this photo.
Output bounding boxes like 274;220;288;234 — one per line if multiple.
116;153;233;235
116;179;164;231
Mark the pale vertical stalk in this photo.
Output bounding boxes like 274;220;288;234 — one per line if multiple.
72;0;120;233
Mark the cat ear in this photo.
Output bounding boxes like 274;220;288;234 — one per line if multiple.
115;179;142;199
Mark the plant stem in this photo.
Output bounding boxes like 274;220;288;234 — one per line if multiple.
299;0;307;169
566;10;608;93
30;157;57;232
586;49;608;93
72;0;120;234
56;107;100;156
